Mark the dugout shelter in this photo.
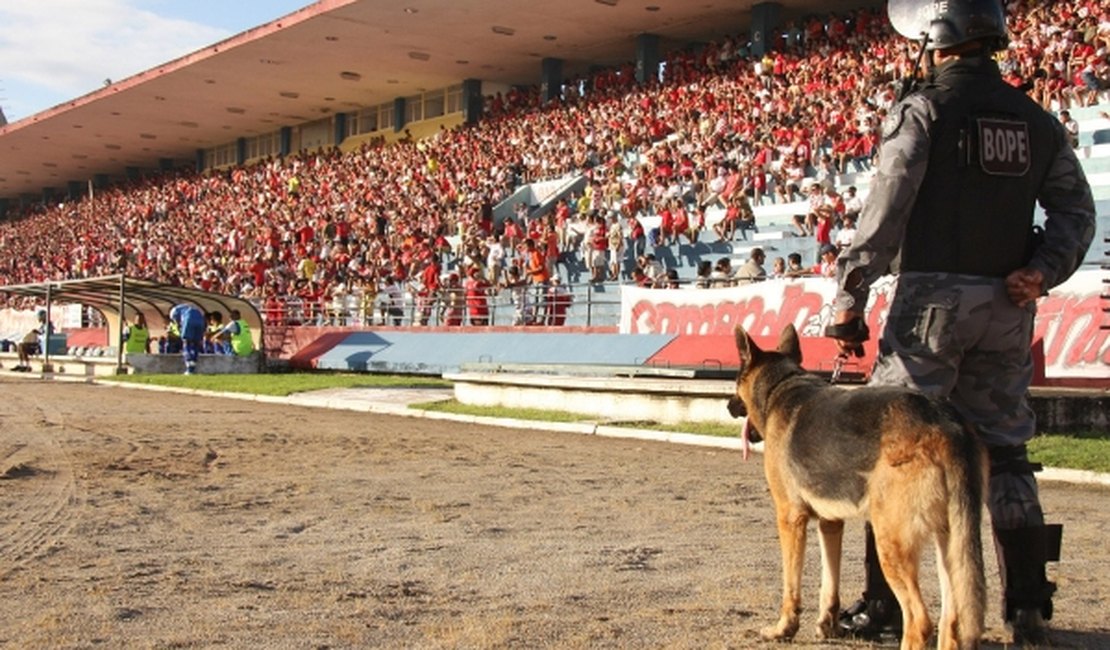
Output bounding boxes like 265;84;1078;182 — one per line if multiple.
0;274;264;371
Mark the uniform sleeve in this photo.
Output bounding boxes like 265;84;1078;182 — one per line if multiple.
834;94;936;312
1029;121;1096;290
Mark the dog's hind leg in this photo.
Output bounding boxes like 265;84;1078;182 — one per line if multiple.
815;518;844;639
761;505;808;641
934;532;960;650
871;515;932;650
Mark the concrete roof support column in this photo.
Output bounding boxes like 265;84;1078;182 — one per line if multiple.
195;149;206;173
333;113;347;146
236;137;247;166
463;78;483;124
279;127;292;157
394;97;407;132
541;57;563;105
636;33;660;85
750;2;782;58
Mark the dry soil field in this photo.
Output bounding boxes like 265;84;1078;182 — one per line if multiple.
1;377;1108;649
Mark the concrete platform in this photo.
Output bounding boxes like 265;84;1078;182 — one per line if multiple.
126;352;264;374
0;352;124;377
0;351;265;376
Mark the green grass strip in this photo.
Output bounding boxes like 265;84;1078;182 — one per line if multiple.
102;372;450;397
413;399;584;422
1027;431;1110;474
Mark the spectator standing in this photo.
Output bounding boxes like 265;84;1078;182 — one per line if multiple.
626;213;646;261
381;274;406;326
14;309;52;372
502;266;533;325
606;214;625;281
463;267;491;326
1058;109;1080;148
442;273;465;326
545;276;573;325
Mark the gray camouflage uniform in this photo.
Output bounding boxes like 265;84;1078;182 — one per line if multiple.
834;56;1096;531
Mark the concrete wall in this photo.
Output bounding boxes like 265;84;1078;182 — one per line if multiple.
449;372;741;425
448;372;1109;432
126;352;263;375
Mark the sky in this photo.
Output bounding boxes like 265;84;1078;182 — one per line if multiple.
0;0;311;123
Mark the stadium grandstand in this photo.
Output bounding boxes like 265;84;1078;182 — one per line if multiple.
0;0;1107;382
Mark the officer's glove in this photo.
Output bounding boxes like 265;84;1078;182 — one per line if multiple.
824;316;869;358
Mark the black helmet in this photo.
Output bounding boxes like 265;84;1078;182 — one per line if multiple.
888;0;1008;51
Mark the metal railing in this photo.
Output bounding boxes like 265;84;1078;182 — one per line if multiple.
250;281;626;330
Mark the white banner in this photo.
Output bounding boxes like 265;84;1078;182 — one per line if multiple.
620;271;1109;380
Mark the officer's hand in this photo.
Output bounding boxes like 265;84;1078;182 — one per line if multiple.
825;309;867;358
1005;268;1045;308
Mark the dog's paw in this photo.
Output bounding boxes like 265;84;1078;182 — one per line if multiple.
815;614;841;640
760;620;799;641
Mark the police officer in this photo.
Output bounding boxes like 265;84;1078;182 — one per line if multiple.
826;0;1096;644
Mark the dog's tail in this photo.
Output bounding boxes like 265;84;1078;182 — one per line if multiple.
942;422;988;648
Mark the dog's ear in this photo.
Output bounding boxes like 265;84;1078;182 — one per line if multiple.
777;324;803;365
734;325;762;368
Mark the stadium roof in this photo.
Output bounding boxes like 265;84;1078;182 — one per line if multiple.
0;0;878;203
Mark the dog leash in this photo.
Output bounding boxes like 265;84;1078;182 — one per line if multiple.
825;317;869;385
829;352;849;384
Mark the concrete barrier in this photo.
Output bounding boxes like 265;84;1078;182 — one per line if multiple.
446;370;1110;432
126;352;264;375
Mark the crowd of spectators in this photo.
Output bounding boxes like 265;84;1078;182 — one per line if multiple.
0;0;1106;329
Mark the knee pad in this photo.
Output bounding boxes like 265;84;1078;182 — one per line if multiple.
987;444;1045;529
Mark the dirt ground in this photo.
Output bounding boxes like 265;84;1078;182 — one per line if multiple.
1;377;1108;650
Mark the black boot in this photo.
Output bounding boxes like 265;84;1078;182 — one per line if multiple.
995;524;1061;645
839;523;903;641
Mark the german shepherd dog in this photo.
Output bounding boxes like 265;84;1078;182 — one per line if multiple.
727;325;987;650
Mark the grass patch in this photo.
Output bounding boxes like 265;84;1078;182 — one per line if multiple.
413;399;584;423
102;372;450;397
1028;431;1110;474
413;400;740;437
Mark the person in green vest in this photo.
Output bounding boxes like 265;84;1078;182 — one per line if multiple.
217;309;254;357
122;313;150;355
